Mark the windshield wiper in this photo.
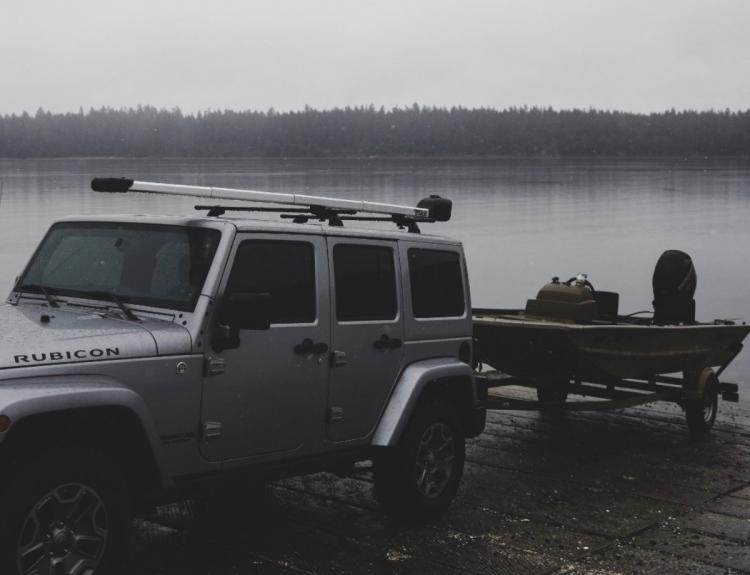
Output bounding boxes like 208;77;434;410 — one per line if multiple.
17;283;60;308
85;291;140;321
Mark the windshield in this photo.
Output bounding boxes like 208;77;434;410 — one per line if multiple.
19;222;221;312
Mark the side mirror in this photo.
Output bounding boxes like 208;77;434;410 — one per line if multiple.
219;292;272;331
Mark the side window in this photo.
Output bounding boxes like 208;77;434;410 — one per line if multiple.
408;249;465;318
226;240;316;324
334;244;397;322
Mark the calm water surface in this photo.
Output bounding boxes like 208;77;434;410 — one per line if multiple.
1;157;749;381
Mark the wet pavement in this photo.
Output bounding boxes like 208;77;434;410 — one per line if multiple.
126;390;750;574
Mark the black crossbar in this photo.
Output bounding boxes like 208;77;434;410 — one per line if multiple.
194;204;430;232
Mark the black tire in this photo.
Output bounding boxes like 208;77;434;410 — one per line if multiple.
536;378;569;409
685;372;719;436
374;399;465;517
0;448;132;575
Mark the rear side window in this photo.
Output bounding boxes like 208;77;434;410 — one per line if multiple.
408;249;465;318
227;240;316;324
334;244;397;321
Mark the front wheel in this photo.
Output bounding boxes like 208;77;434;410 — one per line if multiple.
0;449;132;575
374;399;465;517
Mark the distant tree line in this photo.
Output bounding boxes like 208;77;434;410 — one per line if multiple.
1;105;749;158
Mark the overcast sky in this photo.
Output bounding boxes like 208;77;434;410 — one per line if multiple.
1;0;748;115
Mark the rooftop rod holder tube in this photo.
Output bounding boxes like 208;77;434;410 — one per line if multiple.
91;177;430;219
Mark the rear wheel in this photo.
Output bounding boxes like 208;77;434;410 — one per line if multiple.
0;449;132;575
685;369;719;435
374;399;465;517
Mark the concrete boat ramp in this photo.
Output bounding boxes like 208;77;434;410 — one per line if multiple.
127;391;750;574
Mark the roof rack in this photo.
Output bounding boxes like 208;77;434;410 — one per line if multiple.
91;178;452;233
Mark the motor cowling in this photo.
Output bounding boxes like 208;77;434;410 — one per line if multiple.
652;250;696;324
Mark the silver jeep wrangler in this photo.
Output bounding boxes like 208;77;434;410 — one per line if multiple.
0;178;485;574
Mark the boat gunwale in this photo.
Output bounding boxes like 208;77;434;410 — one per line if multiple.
472;309;750;334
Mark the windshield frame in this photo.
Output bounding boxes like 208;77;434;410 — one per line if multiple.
15;221;222;313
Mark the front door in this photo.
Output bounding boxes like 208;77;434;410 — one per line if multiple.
326;238;405;442
200;233;330;461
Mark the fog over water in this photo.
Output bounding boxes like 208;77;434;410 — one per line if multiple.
1;157;749;382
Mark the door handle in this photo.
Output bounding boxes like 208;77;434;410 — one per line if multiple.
313;342;329;354
294;338;329;355
374;334;403;350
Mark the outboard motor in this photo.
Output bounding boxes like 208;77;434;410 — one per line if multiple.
652;250;696;324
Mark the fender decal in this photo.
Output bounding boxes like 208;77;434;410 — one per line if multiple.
13;347;121;364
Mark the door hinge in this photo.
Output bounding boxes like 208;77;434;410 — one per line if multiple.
202;421;223;441
329;350;347;368
327;407;344;422
204;356;226;376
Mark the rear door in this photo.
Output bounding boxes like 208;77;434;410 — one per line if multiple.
326;238;404;442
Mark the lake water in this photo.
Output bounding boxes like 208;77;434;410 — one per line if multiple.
1;157;749;382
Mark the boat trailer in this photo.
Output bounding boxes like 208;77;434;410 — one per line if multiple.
474;343;744;435
477;371;740;412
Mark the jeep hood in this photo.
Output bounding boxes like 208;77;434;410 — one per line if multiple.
0;303;191;369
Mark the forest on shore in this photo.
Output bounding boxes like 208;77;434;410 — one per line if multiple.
1;105;749;158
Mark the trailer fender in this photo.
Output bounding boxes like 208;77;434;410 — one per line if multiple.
684;367;717;400
372;358;476;447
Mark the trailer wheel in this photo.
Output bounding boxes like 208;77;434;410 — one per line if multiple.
373;399;465;517
685;369;719;435
536;378;569;409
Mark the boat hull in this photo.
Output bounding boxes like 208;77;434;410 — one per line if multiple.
473;310;750;382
